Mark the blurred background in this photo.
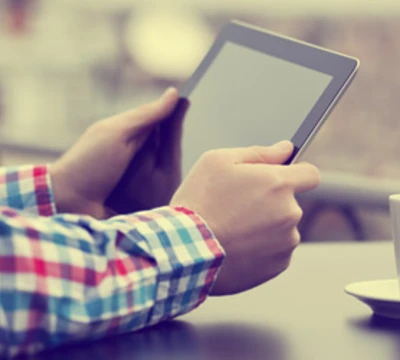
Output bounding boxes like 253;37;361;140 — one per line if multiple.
1;0;400;241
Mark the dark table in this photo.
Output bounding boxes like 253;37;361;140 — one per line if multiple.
39;242;400;360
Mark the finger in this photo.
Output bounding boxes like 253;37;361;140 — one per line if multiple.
132;123;161;156
157;98;190;168
126;128;160;176
105;135;158;214
230;141;294;165
281;162;321;193
118;87;180;135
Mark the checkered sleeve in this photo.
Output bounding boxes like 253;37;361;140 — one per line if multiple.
0;206;225;358
0;165;56;217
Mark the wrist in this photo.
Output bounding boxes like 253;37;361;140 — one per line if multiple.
49;164;112;219
48;164;71;213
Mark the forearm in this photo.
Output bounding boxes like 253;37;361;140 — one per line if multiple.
0;206;224;358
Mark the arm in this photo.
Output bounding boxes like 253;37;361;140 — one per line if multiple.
0;206;224;358
0;88;320;357
0;165;55;216
0;89;225;357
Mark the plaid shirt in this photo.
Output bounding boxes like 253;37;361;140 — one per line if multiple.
0;165;225;358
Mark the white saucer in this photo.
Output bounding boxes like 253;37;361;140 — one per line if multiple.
345;279;400;319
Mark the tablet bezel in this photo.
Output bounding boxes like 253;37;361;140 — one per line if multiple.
179;20;359;164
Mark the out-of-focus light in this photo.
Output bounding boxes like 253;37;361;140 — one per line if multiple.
124;4;213;80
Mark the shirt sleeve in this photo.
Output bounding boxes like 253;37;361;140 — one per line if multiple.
0;206;225;358
0;165;56;217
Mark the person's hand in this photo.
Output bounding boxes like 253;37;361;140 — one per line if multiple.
170;141;320;295
105;98;189;214
50;87;179;219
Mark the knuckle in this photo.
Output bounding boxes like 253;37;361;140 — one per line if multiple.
289;228;301;249
249;145;267;161
269;230;300;280
280;231;300;266
291;205;303;224
273;252;294;277
279;204;303;228
267;237;299;281
280;255;293;273
280;258;291;273
281;229;301;252
267;171;287;191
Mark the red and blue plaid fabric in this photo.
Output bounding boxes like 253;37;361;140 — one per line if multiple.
0;165;225;358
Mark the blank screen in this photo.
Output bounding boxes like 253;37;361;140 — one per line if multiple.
181;42;333;174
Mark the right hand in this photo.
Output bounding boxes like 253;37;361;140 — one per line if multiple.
170;141;320;296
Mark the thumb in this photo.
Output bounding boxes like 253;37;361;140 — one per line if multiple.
119;87;180;135
232;140;294;165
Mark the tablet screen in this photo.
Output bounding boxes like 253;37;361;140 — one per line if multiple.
181;42;333;174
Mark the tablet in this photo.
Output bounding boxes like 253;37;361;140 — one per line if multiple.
179;20;359;174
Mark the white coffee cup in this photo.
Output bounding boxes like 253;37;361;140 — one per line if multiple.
389;194;400;278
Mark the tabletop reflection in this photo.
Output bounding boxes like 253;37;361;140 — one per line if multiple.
36;320;288;360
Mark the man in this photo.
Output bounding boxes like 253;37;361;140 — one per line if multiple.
0;87;320;357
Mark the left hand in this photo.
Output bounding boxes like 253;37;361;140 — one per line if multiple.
50;87;180;219
105;98;189;214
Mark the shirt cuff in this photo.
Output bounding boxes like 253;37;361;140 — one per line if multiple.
14;165;56;216
127;206;225;325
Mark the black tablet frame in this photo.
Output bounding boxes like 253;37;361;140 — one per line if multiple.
179;20;359;163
